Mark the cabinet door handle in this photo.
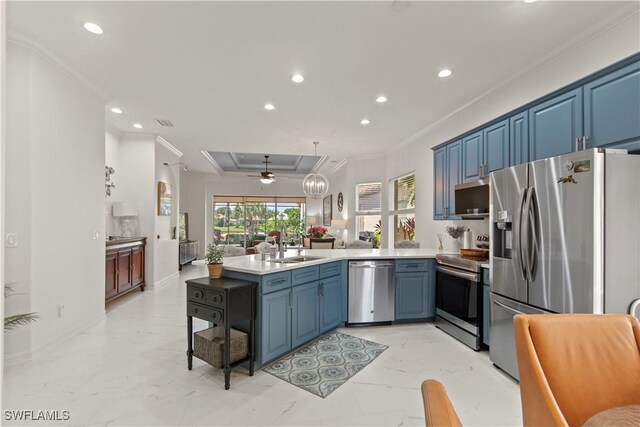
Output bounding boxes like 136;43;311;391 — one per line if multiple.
582;136;589;150
289;291;293;308
575;137;582;152
320;283;324;297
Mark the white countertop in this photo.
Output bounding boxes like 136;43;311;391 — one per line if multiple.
194;248;442;275
481;263;490;269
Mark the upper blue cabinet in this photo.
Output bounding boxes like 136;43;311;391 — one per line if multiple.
584;62;640;150
433;141;461;220
529;88;583;161
462;131;483;182
509;112;529;166
483;119;510;173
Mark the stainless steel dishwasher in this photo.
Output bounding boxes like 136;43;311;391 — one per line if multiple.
348;260;396;325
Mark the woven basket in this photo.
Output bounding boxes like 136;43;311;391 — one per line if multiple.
460;248;489;259
193;327;248;369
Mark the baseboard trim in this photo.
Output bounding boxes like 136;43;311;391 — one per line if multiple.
152;271;179;289
4;311;107;367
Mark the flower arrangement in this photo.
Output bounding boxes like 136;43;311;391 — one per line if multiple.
445;225;466;240
307;226;328;238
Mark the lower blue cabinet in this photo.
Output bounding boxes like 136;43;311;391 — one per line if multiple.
292;281;320;348
395;272;435;319
261;288;292;363
320;275;342;333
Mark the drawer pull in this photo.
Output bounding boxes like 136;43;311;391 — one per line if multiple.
405;264;421;268
270;279;287;285
193;307;199;314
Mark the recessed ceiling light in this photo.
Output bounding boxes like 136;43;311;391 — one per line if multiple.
376;96;388;103
83;22;104;35
291;74;304;83
361;119;371;125
132;123;143;129
264;103;275;110
524;0;538;3
438;69;453;78
110;107;123;114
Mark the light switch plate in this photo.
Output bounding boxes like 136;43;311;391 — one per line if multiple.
5;233;18;248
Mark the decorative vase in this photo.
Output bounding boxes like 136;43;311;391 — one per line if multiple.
208;263;223;279
450;239;461;253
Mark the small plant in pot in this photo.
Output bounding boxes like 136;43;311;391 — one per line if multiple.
206;244;226;279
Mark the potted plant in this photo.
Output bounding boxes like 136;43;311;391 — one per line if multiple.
206;244;225;279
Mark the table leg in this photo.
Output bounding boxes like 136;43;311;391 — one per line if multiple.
187;315;193;370
224;326;231;390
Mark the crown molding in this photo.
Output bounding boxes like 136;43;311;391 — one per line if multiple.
326;158;348;176
155;136;183;158
7;29;111;104
393;4;640;152
200;150;224;175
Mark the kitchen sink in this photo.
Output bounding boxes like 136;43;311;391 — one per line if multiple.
267;256;325;264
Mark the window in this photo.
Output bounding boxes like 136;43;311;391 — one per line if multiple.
213;196;306;247
390;173;415;245
355;182;382;248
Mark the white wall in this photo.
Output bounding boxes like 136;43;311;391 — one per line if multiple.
1;0;7;396
105;132;180;286
154;143;180;284
179;171;207;258
5;41;106;362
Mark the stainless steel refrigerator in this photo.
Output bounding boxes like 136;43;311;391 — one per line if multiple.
489;148;640;379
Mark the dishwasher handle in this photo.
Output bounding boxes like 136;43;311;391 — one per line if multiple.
350;263;395;269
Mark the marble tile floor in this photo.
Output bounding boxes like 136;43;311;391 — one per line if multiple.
3;265;522;426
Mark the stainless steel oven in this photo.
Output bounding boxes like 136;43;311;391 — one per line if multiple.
435;254;483;350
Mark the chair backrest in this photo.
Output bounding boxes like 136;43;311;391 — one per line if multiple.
254;242;275;254
309;238;335;249
345;240;373;249
267;230;281;243
514;314;640;427
421;380;463;427
395;240;420;249
302;236;311;249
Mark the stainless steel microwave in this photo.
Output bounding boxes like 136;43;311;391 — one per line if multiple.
454;179;489;219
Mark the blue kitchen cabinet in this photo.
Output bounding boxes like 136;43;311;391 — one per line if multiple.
319;275;342;333
483;119;509;173
395;259;435;320
396;273;430;319
433;141;461;220
462;131;483;182
584;61;640;150
510;112;529;165
291;281;320;348
529;88;583;161
446;141;461;219
433;146;447;220
261;288;292;363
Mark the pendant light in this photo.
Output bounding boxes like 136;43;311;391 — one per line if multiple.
302;141;329;199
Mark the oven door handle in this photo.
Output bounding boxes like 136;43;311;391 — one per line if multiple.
436;265;480;282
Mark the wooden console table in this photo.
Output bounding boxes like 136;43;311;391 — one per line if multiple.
105;237;146;303
185;277;257;390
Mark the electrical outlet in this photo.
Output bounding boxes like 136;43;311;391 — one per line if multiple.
5;233;18;248
57;305;65;317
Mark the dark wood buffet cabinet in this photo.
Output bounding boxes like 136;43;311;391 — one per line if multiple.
105;237;147;303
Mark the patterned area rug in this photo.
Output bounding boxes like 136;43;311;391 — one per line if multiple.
263;332;388;398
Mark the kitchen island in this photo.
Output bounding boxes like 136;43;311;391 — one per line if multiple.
194;248;440;368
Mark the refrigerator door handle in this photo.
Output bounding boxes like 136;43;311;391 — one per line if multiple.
523;186;535;282
527;188;539;282
517;188;529;281
493;299;525;316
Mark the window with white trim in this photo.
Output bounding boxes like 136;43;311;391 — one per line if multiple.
355;182;382;248
390;173;415;245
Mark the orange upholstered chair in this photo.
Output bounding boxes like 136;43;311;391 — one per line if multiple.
421;380;462;427
514;314;640;427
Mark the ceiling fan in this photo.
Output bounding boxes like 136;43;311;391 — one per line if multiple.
248;155;276;184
